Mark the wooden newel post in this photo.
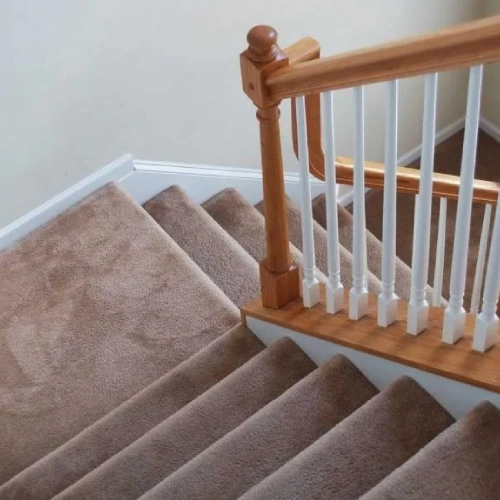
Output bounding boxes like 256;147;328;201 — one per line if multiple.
241;26;300;308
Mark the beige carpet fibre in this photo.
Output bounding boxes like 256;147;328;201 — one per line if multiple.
2;136;500;500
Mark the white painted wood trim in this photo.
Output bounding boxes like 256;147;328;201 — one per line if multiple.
350;86;369;320
125;161;327;207
444;65;484;345
296;95;320;307
378;80;399;328
479;116;500;142
246;315;500;420
408;73;438;335
322;90;344;314
0;155;135;252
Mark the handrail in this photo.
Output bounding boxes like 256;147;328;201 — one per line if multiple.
266;15;500;100
333;157;500;205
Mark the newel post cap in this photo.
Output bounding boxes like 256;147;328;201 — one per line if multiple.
246;25;280;63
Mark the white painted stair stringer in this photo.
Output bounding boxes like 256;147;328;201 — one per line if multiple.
245;315;500;420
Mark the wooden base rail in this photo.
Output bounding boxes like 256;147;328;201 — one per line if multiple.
242;287;500;394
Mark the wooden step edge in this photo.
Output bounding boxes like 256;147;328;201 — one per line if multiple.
241;285;500;394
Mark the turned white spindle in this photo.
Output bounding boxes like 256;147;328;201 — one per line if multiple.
350;86;368;320
321;90;344;313
470;204;492;314
408;73;438;335
432;198;448;307
473;195;500;352
443;65;483;344
378;80;399;327
296;95;320;307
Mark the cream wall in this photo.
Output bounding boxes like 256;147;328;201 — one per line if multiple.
481;0;500;128
0;0;482;227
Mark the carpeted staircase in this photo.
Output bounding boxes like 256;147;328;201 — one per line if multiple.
1;180;500;499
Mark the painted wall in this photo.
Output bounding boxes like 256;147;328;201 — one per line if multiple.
481;0;500;130
0;0;481;227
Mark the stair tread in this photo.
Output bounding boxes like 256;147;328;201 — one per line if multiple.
240;376;454;500
53;337;316;500
313;194;414;301
139;355;378;500
361;401;500;500
0;183;239;484
255;197;382;293
0;323;263;500
202;188;327;282
145;185;260;307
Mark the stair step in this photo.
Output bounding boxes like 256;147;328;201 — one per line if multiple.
139;355;379;500
144;185;260;307
313;194;413;301
202;188;327;282
361;401;500;500
0;183;239;484
0;324;263;500
53;338;316;500
241;377;454;500
255;197;382;293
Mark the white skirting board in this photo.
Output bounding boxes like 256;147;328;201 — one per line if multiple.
122;161;326;207
246;316;500;420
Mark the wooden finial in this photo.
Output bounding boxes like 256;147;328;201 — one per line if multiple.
247;25;279;63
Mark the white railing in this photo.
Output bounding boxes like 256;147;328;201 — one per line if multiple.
294;62;500;353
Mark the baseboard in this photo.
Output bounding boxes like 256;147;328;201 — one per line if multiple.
480;116;500;142
124;161;326;207
0;155;135;252
246;315;500;420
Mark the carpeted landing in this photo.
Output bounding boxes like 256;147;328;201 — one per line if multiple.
1;180;499;499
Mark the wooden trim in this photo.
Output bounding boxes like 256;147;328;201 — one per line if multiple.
285;37;320;65
333;157;500;205
242;287;500;394
266;15;500;99
285;38;325;181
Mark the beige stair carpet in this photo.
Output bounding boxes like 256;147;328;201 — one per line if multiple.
140;355;378;500
354;130;500;309
0;324;263;500
144;185;260;308
313;196;414;301
54;338;315;500
0;183;240;484
241;377;454;500
255;197;382;293
362;402;500;500
202;188;328;283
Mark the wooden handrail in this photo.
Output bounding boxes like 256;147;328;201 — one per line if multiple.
266;15;500;100
333;157;500;205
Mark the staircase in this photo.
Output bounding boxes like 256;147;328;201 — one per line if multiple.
1;181;500;500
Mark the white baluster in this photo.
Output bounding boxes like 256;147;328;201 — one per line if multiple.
378;80;399;327
432;198;448;307
443;65;483;344
408;73;438;335
470;204;492;314
321;90;344;314
350;86;368;320
473;195;500;352
296;95;320;307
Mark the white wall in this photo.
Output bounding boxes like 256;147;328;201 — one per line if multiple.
0;0;481;228
481;0;500;129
